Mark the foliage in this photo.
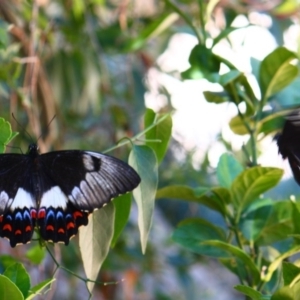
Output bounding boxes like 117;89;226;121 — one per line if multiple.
0;0;300;299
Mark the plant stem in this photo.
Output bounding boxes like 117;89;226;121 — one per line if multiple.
104;112;172;153
164;0;202;44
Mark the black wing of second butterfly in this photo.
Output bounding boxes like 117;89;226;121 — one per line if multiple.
36;150;141;245
277;109;300;185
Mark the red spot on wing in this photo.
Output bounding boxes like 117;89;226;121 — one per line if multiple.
67;222;75;230
46;225;54;231
15;230;22;235
58;228;65;234
0;216;3;222
73;211;83;219
3;224;12;232
38;209;46;219
31;209;37;219
25;226;32;232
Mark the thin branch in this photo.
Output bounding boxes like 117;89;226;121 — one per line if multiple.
104;112;172;153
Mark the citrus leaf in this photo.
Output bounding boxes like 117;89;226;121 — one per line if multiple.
79;203;115;292
129;145;158;253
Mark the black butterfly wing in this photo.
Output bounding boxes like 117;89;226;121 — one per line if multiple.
37;150;140;244
0;154;36;247
277;109;300;185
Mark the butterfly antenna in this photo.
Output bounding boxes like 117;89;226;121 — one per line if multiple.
36;114;56;142
11;113;34;142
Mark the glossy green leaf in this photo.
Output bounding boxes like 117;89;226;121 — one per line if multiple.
156;185;229;216
202;240;261;285
27;279;55;300
292;201;300;234
203;91;229;103
231;167;283;209
240;200;293;245
184;44;220;78
217;153;243;188
271;281;300;300
282;262;300;286
130;145;158;253
0;20;9;49
229;114;251;135
0;118;13;153
79;203;115;292
3;263;30;298
144;109;172;165
212;27;243;47
219;70;241;86
0;255;17;273
172;218;228;257
264;246;300;282
0;275;23;300
126;13;178;51
259;47;298;100
258;110;288;135
240;203;272;242
111;193;132;247
235;285;269;300
26;245;46;265
220;257;248;282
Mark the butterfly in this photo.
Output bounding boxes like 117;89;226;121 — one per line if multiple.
0;144;140;247
277;109;300;185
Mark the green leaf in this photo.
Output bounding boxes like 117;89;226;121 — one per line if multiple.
229;114;252;135
111;193;131;247
219;70;241;86
3;263;30;298
0;20;10;49
79;203;115;292
259;47;298;100
271;281;300;300
292;201;300;234
126;13;178;51
0;255;18;273
25;245;46;265
264;246;300;282
172;218;228;257
0;118;14;153
240;200;293;245
144;109;172;165
235;285;269;300
0;275;24;300
203;91;229;103
129;145;158;253
231;167;283;209
254;202;292;245
27;278;55;300
212;27;244;47
258;110;288;136
217;153;243;188
282;262;300;286
202;240;261;285
183;44;220;79
156;185;229;216
220;257;249;282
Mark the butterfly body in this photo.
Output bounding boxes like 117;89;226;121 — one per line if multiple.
277;109;300;185
0;144;140;247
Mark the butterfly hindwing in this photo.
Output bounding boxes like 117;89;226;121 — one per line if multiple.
0;154;38;246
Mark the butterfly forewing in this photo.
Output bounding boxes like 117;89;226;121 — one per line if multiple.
0;146;140;247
